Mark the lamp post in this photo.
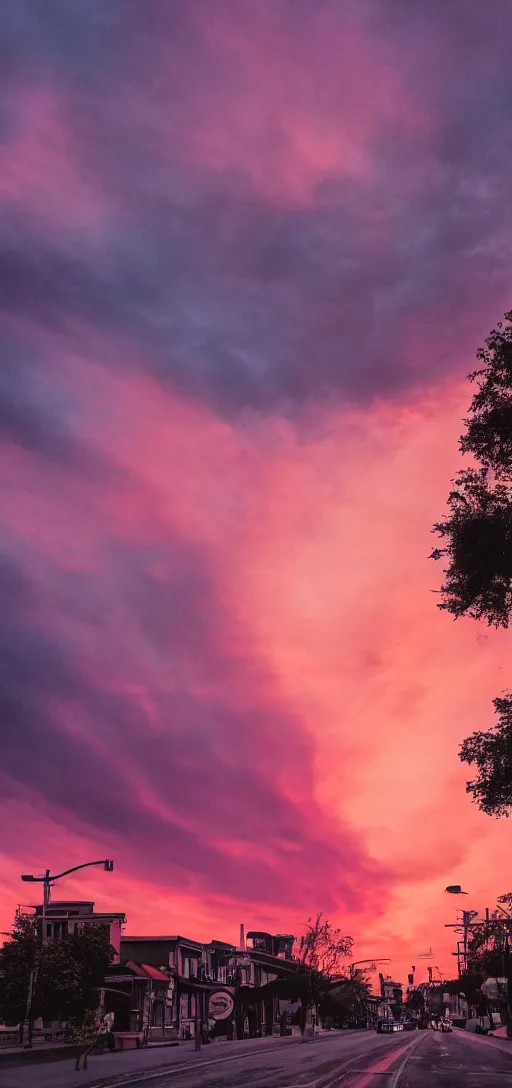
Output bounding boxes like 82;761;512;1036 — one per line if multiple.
347;959;391;1027
444;887;478;976
21;859;114;943
348;958;391;979
18;859;115;1046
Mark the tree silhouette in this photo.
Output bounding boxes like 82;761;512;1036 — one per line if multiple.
432;311;512;814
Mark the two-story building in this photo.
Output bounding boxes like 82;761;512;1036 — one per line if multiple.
34;900;126;963
119;934;236;1039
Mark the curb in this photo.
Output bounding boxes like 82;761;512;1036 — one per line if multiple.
0;1044;85;1069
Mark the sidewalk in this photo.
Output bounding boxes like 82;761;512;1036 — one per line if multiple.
453;1025;512;1058
0;1032;286;1068
488;1025;512;1039
0;1025;344;1067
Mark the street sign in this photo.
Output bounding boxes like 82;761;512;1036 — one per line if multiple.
208;991;235;1021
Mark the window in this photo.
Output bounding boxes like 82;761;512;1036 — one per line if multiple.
182;955;197;978
48;920;68;941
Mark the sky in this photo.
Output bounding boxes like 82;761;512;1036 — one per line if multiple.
1;0;512;990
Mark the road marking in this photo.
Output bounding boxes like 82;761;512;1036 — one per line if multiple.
277;1042;407;1088
415;1071;511;1077
389;1032;428;1088
87;1045;298;1088
303;1033;427;1088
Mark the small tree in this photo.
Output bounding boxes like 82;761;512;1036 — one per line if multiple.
0;913;115;1039
292;914;354;1034
0;913;40;1035
298;914;354;975
320;972;370;1028
407;989;425;1016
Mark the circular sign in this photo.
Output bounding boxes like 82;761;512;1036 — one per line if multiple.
208;991;234;1020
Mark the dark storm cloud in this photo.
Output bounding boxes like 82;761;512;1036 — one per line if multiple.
1;332;92;464
1;0;512;426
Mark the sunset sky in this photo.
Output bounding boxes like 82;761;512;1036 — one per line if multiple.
2;0;512;989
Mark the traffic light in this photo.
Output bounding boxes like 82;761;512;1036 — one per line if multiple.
104;859;114;871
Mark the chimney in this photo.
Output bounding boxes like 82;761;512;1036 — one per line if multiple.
239;924;246;951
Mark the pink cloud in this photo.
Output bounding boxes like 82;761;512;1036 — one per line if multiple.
1;88;109;231
2;356;511;986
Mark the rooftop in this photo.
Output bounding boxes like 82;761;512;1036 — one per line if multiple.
122;935;202;947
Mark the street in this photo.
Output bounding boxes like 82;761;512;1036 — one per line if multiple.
3;1029;512;1088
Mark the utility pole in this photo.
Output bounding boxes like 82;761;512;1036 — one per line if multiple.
194;994;201;1050
42;870;50;945
24;966;38;1049
445;909;479;975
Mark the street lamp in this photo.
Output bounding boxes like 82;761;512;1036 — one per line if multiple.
21;859;114;941
446;885;468;895
18;860;114;1048
348;958;391;979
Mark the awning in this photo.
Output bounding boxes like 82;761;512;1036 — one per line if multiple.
176;975;235;994
107;961;170;982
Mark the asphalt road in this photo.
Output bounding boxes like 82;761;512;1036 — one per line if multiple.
4;1028;512;1088
401;1028;512;1088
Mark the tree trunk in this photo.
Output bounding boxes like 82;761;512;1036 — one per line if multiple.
299;1004;307;1036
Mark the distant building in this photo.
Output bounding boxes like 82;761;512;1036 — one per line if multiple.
34;900;126;963
379;974;403;1020
245;932;296;960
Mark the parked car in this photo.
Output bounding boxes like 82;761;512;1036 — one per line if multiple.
441;1020;452;1033
402;1020;417;1031
376;1019;404;1034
